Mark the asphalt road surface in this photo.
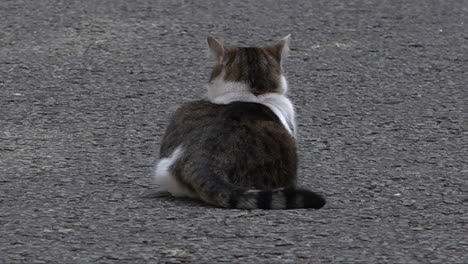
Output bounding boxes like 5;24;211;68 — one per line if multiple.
1;0;467;263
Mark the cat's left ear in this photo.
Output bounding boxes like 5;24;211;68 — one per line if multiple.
265;34;291;66
207;36;229;65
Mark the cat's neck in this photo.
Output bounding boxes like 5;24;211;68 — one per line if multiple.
206;79;296;137
208;81;258;104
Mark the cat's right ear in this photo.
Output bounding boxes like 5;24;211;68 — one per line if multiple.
207;36;229;65
266;34;291;66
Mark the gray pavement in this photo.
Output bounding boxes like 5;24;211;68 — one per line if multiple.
1;0;467;263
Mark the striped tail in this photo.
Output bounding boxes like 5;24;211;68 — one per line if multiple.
229;187;326;209
194;177;326;209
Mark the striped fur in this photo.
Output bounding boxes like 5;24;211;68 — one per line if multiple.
154;36;325;209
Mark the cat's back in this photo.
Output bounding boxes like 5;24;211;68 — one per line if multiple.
174;100;289;137
161;100;293;157
169;100;220;127
160;100;218;156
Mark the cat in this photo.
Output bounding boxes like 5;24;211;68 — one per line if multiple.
153;35;326;209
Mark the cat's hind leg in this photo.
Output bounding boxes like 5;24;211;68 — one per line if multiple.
153;146;195;198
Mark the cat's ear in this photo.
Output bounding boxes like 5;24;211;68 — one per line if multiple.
266;34;291;65
207;36;229;65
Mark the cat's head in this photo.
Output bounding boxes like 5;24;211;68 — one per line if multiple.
206;36;290;102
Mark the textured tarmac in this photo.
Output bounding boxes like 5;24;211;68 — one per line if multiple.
1;0;467;263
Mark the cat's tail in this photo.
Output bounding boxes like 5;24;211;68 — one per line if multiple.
194;176;326;209
227;186;326;209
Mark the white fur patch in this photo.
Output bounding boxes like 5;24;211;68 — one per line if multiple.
207;75;296;137
258;93;296;137
279;75;288;94
209;82;258;104
207;73;258;104
154;146;195;198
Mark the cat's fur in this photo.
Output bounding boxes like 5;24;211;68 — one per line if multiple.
153;36;326;209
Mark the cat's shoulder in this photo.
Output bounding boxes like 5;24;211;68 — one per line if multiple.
176;99;216;111
173;100;281;123
171;100;219;119
220;101;280;123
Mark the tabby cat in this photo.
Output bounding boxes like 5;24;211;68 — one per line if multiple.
153;35;326;209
